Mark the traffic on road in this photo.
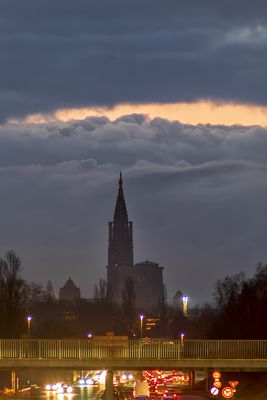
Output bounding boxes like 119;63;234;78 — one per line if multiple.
4;369;207;400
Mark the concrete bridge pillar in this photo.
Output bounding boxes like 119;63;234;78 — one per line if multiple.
189;370;196;388
205;370;209;392
72;370;80;383
105;370;114;400
11;370;18;393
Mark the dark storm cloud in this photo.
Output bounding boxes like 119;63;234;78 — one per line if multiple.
1;0;267;119
0;115;267;303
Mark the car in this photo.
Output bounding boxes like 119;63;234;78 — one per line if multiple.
163;389;178;400
45;382;73;394
134;396;149;400
154;384;165;396
149;384;160;398
164;376;173;383
133;381;150;399
78;378;98;386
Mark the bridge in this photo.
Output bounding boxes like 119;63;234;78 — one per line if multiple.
0;338;267;371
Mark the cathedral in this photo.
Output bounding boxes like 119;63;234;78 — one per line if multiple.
106;173;164;311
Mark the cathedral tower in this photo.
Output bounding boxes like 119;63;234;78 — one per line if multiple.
106;174;164;311
108;173;133;268
107;173;134;301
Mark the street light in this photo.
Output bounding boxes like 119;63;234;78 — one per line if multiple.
27;316;32;337
182;296;189;317
139;314;144;339
180;332;185;346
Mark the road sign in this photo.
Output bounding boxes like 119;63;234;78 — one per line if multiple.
210;387;219;396
229;381;239;389
212;371;221;379
222;386;234;399
213;381;222;388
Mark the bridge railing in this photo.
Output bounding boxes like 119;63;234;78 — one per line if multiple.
0;339;267;359
182;340;267;359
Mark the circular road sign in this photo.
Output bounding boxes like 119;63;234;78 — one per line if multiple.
210;387;219;396
212;371;221;379
222;386;234;399
213;381;222;388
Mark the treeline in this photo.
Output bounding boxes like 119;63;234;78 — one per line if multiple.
0;250;28;338
209;263;267;339
1;249;267;339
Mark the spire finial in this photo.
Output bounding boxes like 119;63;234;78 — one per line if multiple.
119;171;123;188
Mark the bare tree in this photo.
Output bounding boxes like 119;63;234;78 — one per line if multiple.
94;278;113;303
46;280;55;299
214;272;245;309
0;250;28;338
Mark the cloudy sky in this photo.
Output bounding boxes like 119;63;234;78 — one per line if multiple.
1;0;267;304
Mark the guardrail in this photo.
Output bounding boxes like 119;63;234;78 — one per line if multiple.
0;339;267;360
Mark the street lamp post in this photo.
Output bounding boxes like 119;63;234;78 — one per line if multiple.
139;314;144;339
27;316;32;337
180;332;185;346
182;296;189;317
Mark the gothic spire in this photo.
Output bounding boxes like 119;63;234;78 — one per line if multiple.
114;172;129;224
108;173;133;269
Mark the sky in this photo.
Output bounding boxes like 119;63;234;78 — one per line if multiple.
1;0;267;304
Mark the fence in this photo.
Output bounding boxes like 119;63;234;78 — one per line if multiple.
0;339;267;360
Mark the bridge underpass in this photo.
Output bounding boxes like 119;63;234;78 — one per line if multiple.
0;339;267;398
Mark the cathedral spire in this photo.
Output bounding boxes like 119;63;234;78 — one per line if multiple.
114;172;128;224
108;173;133;268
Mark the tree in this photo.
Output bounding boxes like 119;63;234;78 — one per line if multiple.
214;272;245;309
0;250;28;338
209;264;267;339
46;280;55;299
94;278;113;303
27;281;43;303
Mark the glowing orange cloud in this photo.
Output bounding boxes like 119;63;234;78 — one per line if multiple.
11;101;267;127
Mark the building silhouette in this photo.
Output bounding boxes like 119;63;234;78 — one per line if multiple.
59;278;81;302
107;174;164;311
134;260;164;310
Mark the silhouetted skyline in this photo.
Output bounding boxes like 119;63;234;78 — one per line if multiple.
0;0;267;304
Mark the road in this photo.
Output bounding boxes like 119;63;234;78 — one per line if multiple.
7;385;208;400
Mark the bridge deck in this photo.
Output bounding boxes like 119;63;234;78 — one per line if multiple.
0;339;267;371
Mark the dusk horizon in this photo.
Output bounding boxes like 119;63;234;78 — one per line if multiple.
2;2;267;398
1;0;267;306
1;114;267;305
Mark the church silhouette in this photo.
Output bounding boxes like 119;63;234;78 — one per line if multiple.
107;173;164;311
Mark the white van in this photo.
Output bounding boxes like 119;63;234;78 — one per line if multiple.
133;381;150;399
